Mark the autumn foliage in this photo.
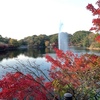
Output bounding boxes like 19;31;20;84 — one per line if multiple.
0;1;100;100
46;48;100;99
0;72;54;100
86;0;100;43
86;0;100;32
0;48;99;99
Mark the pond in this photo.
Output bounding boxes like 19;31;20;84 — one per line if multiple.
0;47;100;78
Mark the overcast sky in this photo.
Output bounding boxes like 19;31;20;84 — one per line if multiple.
0;0;96;40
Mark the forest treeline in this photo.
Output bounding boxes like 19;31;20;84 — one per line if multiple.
0;30;100;50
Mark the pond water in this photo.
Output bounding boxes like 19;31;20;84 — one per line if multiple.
0;47;100;78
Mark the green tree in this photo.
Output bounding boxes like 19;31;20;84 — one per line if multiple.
49;34;58;44
45;40;50;47
71;31;92;46
83;36;90;47
9;38;19;47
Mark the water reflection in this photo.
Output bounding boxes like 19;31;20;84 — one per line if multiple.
0;48;52;78
0;47;100;78
1;47;100;60
1;47;100;62
0;48;54;61
69;46;100;56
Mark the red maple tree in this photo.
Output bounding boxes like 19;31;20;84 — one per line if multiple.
86;0;100;32
0;49;100;99
0;72;54;100
86;0;100;42
46;48;100;99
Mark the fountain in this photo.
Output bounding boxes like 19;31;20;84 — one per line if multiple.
58;22;68;52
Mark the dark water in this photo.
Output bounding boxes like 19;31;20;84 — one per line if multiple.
0;47;100;78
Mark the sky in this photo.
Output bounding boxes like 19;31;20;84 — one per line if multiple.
0;0;96;40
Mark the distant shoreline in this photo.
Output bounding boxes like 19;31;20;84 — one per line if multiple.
87;47;100;50
70;46;100;51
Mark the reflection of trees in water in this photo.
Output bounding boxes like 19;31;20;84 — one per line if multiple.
23;48;54;58
0;49;28;61
25;48;45;58
45;48;50;53
0;48;53;61
7;49;28;58
0;51;8;61
8;51;21;58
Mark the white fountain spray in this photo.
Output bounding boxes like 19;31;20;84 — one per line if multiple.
58;21;68;52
